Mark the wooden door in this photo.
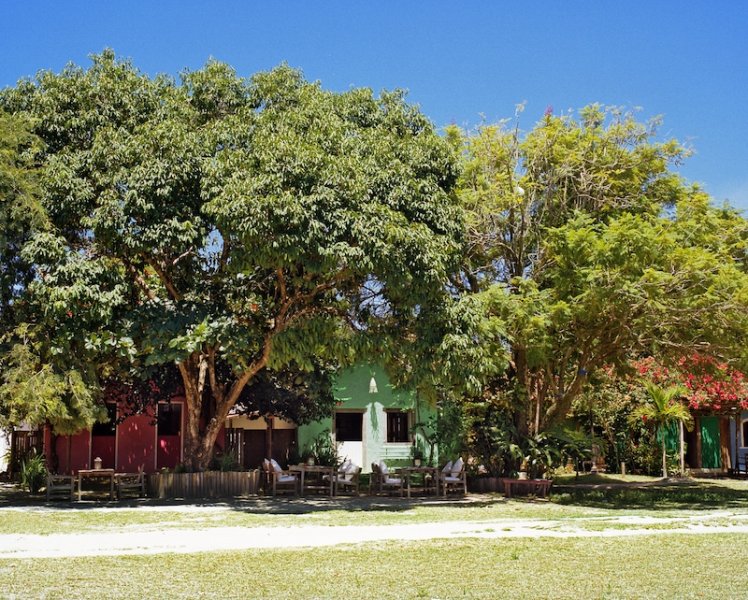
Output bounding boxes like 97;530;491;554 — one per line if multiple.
242;430;266;469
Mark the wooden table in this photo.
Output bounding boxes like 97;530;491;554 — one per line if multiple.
501;478;552;499
77;469;116;501
289;464;335;497
399;466;438;498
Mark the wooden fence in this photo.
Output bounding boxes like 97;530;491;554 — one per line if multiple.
468;476;505;494
148;470;260;499
10;430;43;477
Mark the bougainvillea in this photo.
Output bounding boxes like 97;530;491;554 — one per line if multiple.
636;354;748;411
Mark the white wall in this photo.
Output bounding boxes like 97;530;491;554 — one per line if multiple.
0;429;9;473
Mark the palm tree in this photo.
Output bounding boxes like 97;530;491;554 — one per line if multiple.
632;382;692;478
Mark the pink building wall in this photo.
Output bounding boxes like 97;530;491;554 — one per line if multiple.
117;408;157;473
43;397;226;474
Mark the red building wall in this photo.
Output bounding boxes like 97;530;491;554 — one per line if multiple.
91;435;116;469
54;431;91;474
117;408;157;473
43;398;227;474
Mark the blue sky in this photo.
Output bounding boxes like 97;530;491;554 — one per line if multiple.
2;1;747;209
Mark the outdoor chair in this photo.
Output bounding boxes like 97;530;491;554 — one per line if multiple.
439;457;467;496
733;454;748;478
264;458;300;496
115;466;145;499
370;461;403;496
333;461;361;496
46;474;76;502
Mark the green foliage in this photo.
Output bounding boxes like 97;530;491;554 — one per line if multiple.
0;113;46;337
236;362;336;426
518;433;562;479
463;399;522;476
572;371;655;474
545;425;597;473
212;452;240;472
307;429;338;467
0;336;107;433
412;394;466;465
630;381;691;476
20;451;47;494
0;52;462;467
451;105;748;442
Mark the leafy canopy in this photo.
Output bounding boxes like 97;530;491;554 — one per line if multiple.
0;52;463;468
450;105;748;435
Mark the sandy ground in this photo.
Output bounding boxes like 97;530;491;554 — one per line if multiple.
3;513;748;558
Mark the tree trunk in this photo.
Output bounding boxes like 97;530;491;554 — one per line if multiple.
679;421;685;476
178;347;269;471
513;348;530;439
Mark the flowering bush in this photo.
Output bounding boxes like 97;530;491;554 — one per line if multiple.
635;354;748;412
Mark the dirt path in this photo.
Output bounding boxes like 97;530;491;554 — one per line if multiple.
3;514;748;559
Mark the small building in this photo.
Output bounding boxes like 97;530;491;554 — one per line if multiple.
15;363;432;476
297;365;434;473
684;409;748;474
224;364;435;473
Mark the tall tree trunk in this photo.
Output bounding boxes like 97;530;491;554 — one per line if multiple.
679;420;685;476
514;348;530;439
178;345;270;471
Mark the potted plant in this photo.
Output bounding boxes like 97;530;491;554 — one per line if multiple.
412;445;424;467
300;447;315;466
518;458;528;480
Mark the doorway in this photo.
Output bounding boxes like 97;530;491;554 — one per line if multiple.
335;411;364;467
91;403;116;469
156;402;183;470
701;416;721;469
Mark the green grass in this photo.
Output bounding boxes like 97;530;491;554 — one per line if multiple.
0;497;607;535
3;476;748;535
1;534;744;599
551;472;661;485
553;477;748;510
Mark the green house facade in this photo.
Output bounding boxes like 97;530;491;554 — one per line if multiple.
297;364;435;473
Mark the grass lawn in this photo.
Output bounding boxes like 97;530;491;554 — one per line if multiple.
2;475;748;535
0;496;611;535
3;477;748;598
0;533;743;599
552;475;748;511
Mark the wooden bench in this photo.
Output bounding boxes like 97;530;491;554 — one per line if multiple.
501;478;552;499
46;474;76;502
115;468;145;499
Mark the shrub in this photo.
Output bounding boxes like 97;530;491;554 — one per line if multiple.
310;429;338;466
213;452;240;472
20;452;47;494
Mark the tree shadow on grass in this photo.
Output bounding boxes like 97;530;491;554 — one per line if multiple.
552;478;748;511
0;481;508;515
223;494;507;516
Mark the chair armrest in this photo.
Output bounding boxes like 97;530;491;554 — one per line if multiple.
271;470;299;479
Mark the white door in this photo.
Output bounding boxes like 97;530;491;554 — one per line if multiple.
335;411;364;467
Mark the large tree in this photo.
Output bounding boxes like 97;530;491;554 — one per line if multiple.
451;106;748;440
0;52;462;469
0;114;101;434
0;112;44;338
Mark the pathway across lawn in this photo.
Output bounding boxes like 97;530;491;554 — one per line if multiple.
3;501;748;558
